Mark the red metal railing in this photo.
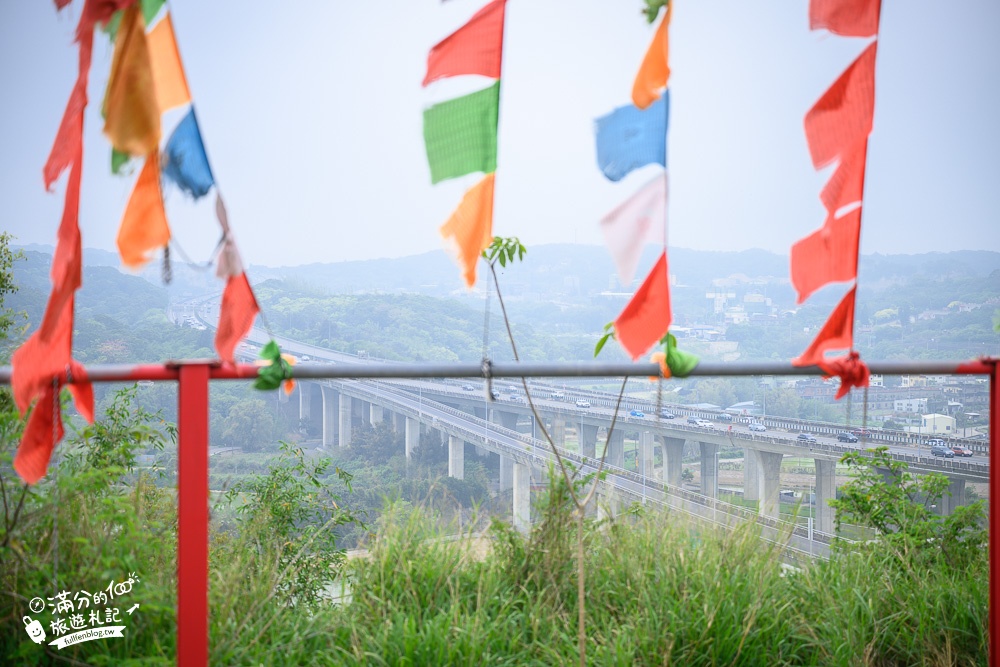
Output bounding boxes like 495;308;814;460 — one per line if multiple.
0;358;995;665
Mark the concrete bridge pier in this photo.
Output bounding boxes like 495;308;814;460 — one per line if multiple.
758;451;784;519
369;403;383;424
513;462;531;532
494;410;519;431
339;394;353;448
499;455;513;491
580;424;599;458
607;430;625;468
638;431;655;478
744;448;760;502
299;383;312;422
815;459;836;534
448;435;464;480
405;417;420;459
392;411;405;434
661;436;684;488
321;385;337;447
939;478;966;516
550;419;566;447
699;442;718;498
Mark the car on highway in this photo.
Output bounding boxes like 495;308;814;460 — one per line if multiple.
950;445;974;457
686;416;700;425
931;445;955;458
837;432;859;443
629;410;645;419
717;413;733;422
575;399;591;408
551;391;565;399
659;409;676;419
851;428;872;437
462;384;474;391
927;438;946;447
490;390;500;400
748;422;766;432
797;433;818;443
696;419;714;429
510;395;526;403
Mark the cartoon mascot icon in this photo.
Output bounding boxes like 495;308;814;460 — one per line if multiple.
23;616;46;644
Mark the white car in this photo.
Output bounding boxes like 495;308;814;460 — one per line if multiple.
575;399;591;408
749;423;766;432
696;419;714;429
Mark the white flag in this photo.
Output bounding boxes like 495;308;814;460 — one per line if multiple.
600;175;667;286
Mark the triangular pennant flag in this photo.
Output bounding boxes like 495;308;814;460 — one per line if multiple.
810;0;880;38
423;0;506;86
117;150;171;268
804;41;876;170
38;151;83;339
439;173;495;288
162;107;215;199
614;251;672;360
146;12;192;113
103;4;160;157
600;175;666;286
595;91;668;182
423;81;500;184
11;296;73;414
215;272;260;363
631;2;672;110
820;139;867;216
790;206;862;304
792;285;857;367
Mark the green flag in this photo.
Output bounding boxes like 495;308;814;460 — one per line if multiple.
423;81;500;184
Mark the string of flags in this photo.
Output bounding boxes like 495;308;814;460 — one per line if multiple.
592;1;696;376
10;0;262;484
789;0;880;395
422;0;507;288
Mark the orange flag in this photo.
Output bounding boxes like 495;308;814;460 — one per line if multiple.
632;2;672;110
103;3;160;157
117;150;171;268
440;173;495;288
147;13;192;113
215;273;260;363
810;0;880;38
820;139;867;216
790;206;862;304
804;41;876;170
793;286;856;367
614;251;672;360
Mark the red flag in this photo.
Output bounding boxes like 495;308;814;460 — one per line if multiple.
790;207;862;304
820;139;867;216
793;286;856;367
423;0;506;86
614;252;672;360
810;0;881;38
820;351;870;399
631;2;672;110
215;273;260;363
804;41;876;170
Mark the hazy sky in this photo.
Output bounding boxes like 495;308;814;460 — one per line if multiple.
1;0;998;276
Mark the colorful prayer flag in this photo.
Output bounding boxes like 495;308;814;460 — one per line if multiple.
117;150;171;268
819;139;867;216
216;273;260;364
632;2;671;110
614;251;672;360
162;107;215;199
423;81;500;184
102;4;160;157
600;175;666;286
439;173;495;288
146;12;192;113
790;206;862;304
804;41;876;169
423;0;506;86
792;286;856;367
809;0;880;38
595;91;668;182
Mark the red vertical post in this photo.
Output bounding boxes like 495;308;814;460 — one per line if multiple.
177;364;210;667
991;362;998;667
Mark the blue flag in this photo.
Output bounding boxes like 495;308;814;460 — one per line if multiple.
594;90;668;182
162;107;215;199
